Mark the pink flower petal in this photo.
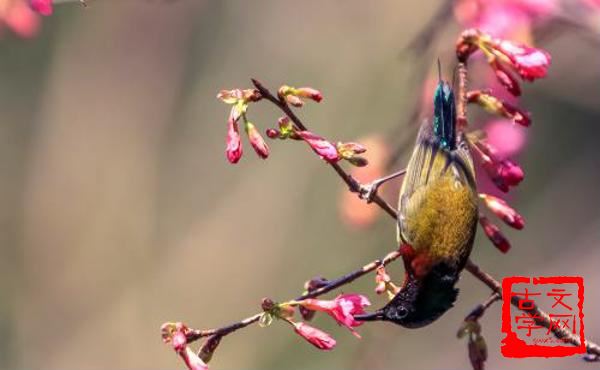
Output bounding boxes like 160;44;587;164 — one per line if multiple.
293;322;336;350
29;0;53;16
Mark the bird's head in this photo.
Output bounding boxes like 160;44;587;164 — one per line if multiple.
354;264;459;328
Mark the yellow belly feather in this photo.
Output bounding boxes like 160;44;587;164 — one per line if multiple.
397;140;478;268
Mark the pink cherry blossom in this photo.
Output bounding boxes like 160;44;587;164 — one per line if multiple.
293;322;336;350
226;116;243;164
1;0;40;38
480;193;525;229
479;215;511;253
300;293;370;338
495;39;551;80
245;122;269;159
296;130;340;163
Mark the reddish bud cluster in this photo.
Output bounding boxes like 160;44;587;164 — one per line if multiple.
456;29;551;96
278;85;323;107
217;89;267;163
219;84;368;167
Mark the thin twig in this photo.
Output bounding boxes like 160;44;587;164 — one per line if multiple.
186;314;263;343
465;293;502;322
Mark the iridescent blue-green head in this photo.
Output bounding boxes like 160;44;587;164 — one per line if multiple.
433;80;456;150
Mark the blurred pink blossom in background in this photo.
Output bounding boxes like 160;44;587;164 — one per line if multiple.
0;0;39;37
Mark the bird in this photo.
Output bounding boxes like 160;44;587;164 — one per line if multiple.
355;71;479;328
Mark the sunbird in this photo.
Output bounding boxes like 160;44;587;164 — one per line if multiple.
356;71;479;328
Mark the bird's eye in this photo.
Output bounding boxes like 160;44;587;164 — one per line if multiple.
397;306;408;319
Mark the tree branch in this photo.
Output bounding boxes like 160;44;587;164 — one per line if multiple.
185;250;402;344
250;79;600;358
175;78;600;363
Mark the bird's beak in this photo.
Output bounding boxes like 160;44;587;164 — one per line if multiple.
354;310;384;322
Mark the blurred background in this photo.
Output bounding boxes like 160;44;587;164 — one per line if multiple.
0;0;599;369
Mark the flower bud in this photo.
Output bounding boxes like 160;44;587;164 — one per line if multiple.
337;142;367;158
292;322;336;350
278;85;294;98
278;85;322;106
226;117;243;164
265;128;280;139
502;103;531;127
479;215;511;253
261;298;276;312
296;130;340;163
295;87;323;102
497;159;524;186
494;39;551;81
480;194;525;229
456;29;551;95
245;122;269;159
467;91;530;127
479;155;524;192
337;141;368;167
285;94;304;107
